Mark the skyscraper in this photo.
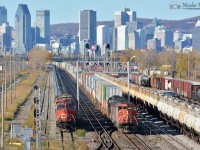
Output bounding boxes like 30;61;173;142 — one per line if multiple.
97;25;113;55
0;22;11;54
128;30;140;50
192;20;200;51
154;25;173;48
15;4;32;54
36;10;50;44
79;10;96;46
114;8;136;51
114;8;136;28
117;25;128;50
0;6;7;25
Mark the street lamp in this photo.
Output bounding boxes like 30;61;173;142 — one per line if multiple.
188;53;190;80
128;55;136;102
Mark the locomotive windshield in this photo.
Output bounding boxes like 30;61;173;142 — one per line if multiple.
118;105;136;110
57;104;75;110
57;105;65;109
127;106;136;110
66;105;75;109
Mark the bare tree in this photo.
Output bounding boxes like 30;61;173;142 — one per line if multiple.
138;50;158;72
29;47;52;71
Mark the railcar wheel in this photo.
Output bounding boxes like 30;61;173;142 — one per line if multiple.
198;137;200;144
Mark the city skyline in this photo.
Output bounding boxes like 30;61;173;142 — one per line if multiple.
2;0;200;27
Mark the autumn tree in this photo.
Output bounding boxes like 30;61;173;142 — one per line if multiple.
119;49;141;62
176;53;188;79
28;47;52;71
138;50;158;71
158;50;176;67
186;51;200;80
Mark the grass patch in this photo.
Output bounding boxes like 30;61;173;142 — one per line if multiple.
26;104;35;129
3;72;38;120
38;72;48;89
75;141;88;150
0;71;39;131
38;140;88;150
4;136;25;150
74;129;86;137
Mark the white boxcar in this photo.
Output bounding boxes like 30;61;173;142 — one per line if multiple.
95;79;105;105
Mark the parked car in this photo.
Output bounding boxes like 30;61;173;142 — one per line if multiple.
160;91;179;98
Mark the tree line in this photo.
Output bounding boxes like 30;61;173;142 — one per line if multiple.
117;49;200;80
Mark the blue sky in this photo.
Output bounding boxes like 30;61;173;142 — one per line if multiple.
2;0;200;27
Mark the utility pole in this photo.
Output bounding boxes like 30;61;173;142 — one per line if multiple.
1;84;4;150
4;50;7;109
127;61;130;102
76;61;79;110
10;48;12;104
0;62;3;88
13;49;16;98
188;53;190;80
128;56;136;102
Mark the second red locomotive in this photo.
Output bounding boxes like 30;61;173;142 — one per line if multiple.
107;96;138;132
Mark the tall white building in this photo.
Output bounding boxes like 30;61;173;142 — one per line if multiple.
97;25;113;55
36;10;50;44
117;25;128;50
173;30;183;42
154;25;173;47
114;8;136;28
192;20;200;51
114;8;136;51
128;30;140;50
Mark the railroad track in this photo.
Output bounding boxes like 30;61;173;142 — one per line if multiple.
122;132;151;150
138;109;190;150
54;67;76;150
42;73;50;135
57;68;120;150
60;128;75;150
56;67;151;150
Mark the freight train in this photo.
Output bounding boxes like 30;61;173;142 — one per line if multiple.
130;72;200;103
55;94;77;130
80;73;138;131
54;62;200;143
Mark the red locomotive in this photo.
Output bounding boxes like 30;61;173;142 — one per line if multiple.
55;94;77;129
108;96;138;132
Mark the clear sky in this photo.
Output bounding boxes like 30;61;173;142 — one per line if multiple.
2;0;200;27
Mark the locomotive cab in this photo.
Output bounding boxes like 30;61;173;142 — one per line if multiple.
117;103;138;127
56;99;77;129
